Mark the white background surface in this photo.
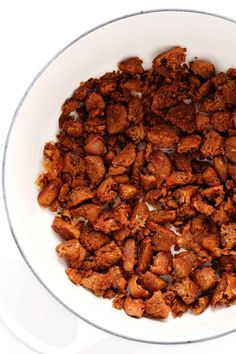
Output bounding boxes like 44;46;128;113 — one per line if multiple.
0;0;236;353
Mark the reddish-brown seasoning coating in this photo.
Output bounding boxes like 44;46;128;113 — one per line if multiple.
37;47;236;321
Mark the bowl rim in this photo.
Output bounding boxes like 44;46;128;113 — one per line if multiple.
2;8;236;345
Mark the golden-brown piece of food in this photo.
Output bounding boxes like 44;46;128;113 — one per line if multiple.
52;216;80;240
173;185;197;204
192;195;215;216
173;278;199;304
123;297;145;318
145;291;170;319
71;203;101;223
140;271;168;292
123;238;136;272
192;267;218;292
119;184;137;200
106;104;128;134
94;241;122;269
147;150;172;187
190;60;215;79
62;98;80;115
127;96;143;123
118;57;144;74
200;233;221;257
151;85;180;111
177;135;202;153
172;251;197;278
128;275;149;299
137;237;153;273
218;255;236;271
190;296;210;315
200;130;223;156
213;156;228;182
146;123;179;148
211;111;232;132
166;103;196;133
113;226;131;244
96;177;117;203
211;272;236;306
129;201;149;232
85;156;106;186
171;297;187;318
149;222;176;251
56;239;87;262
202;166;221;186
38;178;62;208
225;136;236;163
148;209;176;224
85;92;105;112
151;251;172;275
201;185;225;207
66;187;94;208
220;223;236;249
84;135;105;155
112;293;126;310
196;113;211;132
152;46;186;70
79;229;110;251
228;163;236;182
62;120;83;138
111;143;136;170
166;171;196;188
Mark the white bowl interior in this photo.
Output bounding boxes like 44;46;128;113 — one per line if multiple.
4;10;236;343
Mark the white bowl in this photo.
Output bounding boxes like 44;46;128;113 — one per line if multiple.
3;9;236;344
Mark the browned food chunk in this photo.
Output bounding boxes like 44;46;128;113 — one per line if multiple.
202;166;221;186
118;184;137;200
218;255;236;271
225;136;236;163
137;237;153;273
62;98;80;115
129;201;149;232
173;251;197;278
96;177;117;203
145;291;170;319
152;47;186;70
211;111;232;132
190;60;215;79
56;239;87;262
147;150;172;187
140;271;168;292
174;153;192;172
171;297;187;318
177;135;201;153
173;186;197;204
200;234;221;257
71;203;101;223
52;216;80;240
128;275;149;299
196;113;211;132
146;123;179;148
126;123;145;144
166;103;196;133
111;143;136;170
79;229;110;251
93;210;121;234
221;223;236;249
213;156;228;182
84;135;105;155
192;195;215;216
100;79;117;95
201;130;223;156
124;297;145;318
38;178;62;207
85;156;106;186
85;92;105;112
151;251;172;275
201;185;225;207
228;163;236;182
149;222;176;251
127;96;143;123
192;267;218;291
211;272;236;306
140;174;156;190
94;241;122;269
106;104;128;134
221;80;236;105
148;209;176;224
166;171;196;188
62;120;83;138
123;238;136;272
190;296;210;315
173;278;199;304
118;57;144;74
152;85;180;111
66;187;94;207
80;271;112;297
112;293;126;310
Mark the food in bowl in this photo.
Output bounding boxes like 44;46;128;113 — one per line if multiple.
37;46;236;320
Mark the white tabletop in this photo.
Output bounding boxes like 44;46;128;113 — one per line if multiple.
1;1;236;353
